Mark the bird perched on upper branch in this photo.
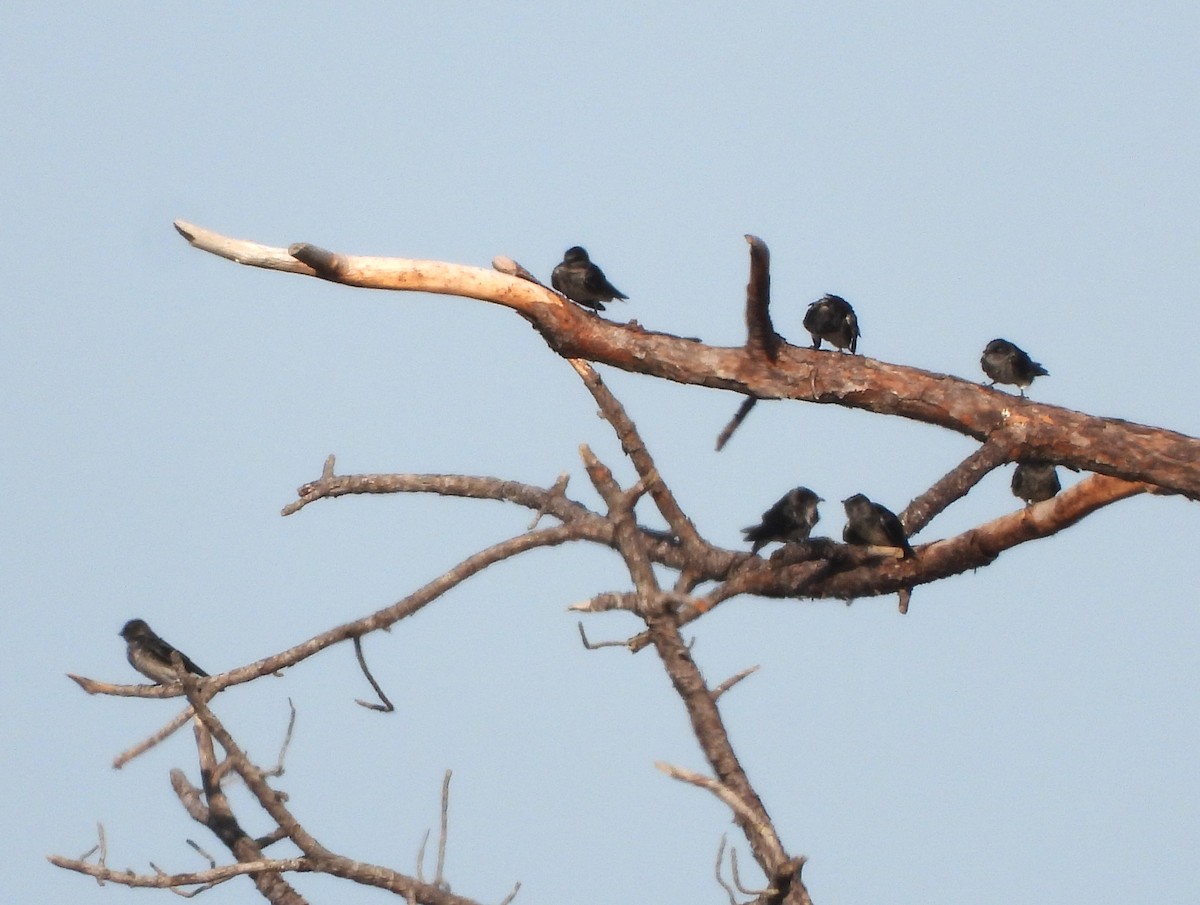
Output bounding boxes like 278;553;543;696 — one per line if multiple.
981;339;1048;396
119;618;208;684
842;493;914;558
551;246;628;312
743;487;823;554
803;294;860;353
1011;461;1062;505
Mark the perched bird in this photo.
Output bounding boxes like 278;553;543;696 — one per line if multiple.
980;339;1048;396
550;246;628;312
1011;460;1061;505
842;493;914;558
742;486;823;554
119;618;208;684
803;294;860;353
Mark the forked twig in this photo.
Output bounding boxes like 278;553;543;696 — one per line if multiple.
576;622;635;651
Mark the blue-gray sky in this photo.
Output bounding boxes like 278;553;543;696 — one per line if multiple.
4;4;1198;904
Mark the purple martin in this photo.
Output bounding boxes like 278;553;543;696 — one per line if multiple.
842;493;914;558
550;246;628;312
803;294;860;353
981;339;1048;396
120;618;208;684
1011;460;1061;505
742;486;822;554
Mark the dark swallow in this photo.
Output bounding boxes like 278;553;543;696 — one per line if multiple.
803;294;860;353
119;618;208;685
1011;460;1061;505
981;339;1048;396
842;493;914;558
550;246;628;312
742;486;822;554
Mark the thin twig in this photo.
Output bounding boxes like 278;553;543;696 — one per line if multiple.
716;397;759;452
416;830;429;883
435;770;451;890
580;445;662;604
654;761;762;829
48;856;314;890
568;592;640;614
353;636;395;712
528;472;570;529
715;836;741;905
713;666;760;701
264;698;298;777
576;622;635;651
730;848;770;896
569;359;707;552
112;705;196;767
186;839;217;868
151;859;211;897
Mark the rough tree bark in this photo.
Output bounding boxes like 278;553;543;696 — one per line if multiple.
51;222;1197;905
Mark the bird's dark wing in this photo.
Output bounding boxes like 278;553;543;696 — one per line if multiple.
584;266;626;301
148;633;208;677
874;505;915;557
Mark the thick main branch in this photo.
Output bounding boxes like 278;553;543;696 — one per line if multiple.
175;221;1200;499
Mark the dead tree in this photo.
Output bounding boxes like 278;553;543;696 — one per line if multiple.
51;223;1198;904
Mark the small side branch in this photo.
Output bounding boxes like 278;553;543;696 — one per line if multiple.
640;613;793;880
352;636;395;713
569;359;707;554
655;761;762;829
713;666;760;700
902;434;1017;535
716;397;759;452
743;235;780;361
112;704;197;768
576;622;636;651
46;856;315;892
436;770;451;889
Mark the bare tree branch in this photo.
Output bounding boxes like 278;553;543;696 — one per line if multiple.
46;856;315;891
179;675;487;905
174;221;1200;499
570;359;706;552
70;524;592;702
901;433;1017;535
57;221;1197;905
111;705;196;768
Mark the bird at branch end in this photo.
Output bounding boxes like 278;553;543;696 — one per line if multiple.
551;246;628;312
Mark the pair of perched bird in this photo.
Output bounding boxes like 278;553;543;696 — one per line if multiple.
743;487;914;558
549;250;865;358
804;296;1049;396
741;464;1062;561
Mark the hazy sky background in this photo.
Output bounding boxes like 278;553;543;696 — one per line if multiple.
4;4;1198;904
